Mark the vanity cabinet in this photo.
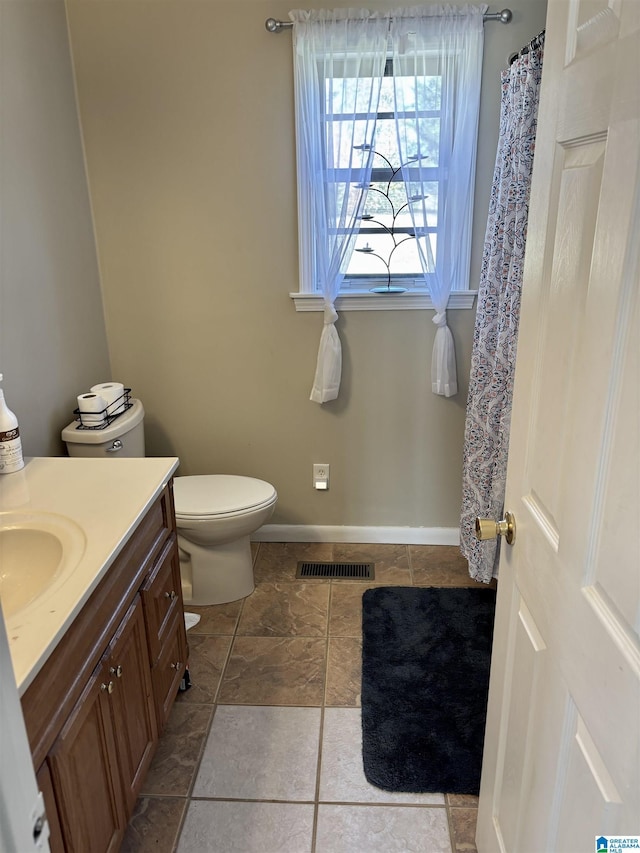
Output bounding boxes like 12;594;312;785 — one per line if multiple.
20;482;187;853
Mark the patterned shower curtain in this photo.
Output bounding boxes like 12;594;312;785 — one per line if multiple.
460;37;545;583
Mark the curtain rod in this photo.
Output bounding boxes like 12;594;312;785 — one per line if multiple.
508;27;545;64
265;8;513;32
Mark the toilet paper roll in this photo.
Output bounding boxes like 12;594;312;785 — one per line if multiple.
90;382;125;416
77;392;106;413
77;393;107;426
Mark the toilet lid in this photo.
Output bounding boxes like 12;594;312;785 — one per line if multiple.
173;475;276;517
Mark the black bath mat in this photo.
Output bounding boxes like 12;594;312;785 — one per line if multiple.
361;586;496;794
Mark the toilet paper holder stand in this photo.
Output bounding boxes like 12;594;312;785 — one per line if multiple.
73;388;132;430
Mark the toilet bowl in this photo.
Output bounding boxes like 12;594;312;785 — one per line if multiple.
173;474;277;605
61;399;277;606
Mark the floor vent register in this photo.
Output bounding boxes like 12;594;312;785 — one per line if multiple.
295;561;375;580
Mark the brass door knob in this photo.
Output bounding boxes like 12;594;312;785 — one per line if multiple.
110;665;123;678
101;681;115;694
475;511;516;545
165;590;177;601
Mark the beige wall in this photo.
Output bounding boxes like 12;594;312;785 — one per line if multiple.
0;0;110;458
65;0;547;530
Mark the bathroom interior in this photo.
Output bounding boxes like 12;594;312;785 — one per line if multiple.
0;0;549;850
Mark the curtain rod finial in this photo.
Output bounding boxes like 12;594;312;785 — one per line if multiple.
499;9;513;23
265;18;294;32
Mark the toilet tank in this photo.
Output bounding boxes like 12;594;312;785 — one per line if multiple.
61;398;145;458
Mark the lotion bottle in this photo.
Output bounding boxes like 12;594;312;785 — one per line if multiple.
0;374;24;473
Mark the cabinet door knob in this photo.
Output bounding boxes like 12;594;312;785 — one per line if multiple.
101;681;115;694
170;661;182;670
165;590;177;601
110;665;123;678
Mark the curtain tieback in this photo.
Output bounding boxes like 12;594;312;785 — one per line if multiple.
433;310;448;328
324;301;338;324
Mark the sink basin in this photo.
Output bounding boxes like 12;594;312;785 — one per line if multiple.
0;511;86;620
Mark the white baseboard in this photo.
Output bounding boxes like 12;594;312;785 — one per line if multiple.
252;524;460;546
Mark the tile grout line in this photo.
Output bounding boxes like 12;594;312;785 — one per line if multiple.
445;798;456;853
311;573;333;853
407;542;415;584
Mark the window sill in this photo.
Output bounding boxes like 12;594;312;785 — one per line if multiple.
290;290;477;312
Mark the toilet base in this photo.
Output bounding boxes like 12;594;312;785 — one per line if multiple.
178;533;255;605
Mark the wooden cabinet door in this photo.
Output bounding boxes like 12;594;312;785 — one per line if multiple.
142;536;188;732
49;663;124;853
141;538;183;664
152;610;188;731
108;596;158;815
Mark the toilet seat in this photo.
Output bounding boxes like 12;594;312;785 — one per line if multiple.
173;475;277;520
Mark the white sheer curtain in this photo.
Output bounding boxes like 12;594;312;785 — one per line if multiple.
291;10;388;403
391;6;486;397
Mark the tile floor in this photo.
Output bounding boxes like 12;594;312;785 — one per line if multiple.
122;542;491;853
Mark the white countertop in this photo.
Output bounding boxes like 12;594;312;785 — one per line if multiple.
0;456;179;696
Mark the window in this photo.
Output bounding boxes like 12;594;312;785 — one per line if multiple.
328;59;442;292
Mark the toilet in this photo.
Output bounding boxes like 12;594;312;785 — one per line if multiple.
172;474;276;605
62;399;277;605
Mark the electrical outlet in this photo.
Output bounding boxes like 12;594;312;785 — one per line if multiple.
313;463;330;489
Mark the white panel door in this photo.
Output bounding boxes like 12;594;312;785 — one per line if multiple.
476;0;640;851
0;612;50;852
